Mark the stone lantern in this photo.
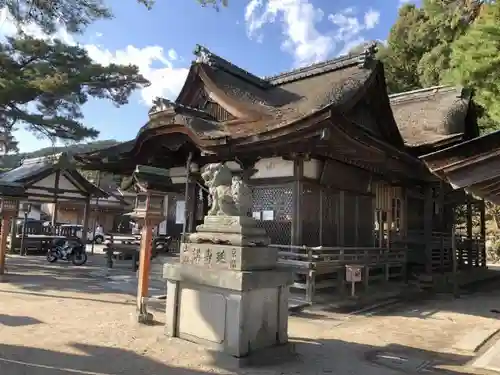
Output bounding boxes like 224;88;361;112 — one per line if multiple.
133;191;165;223
129;165;175;323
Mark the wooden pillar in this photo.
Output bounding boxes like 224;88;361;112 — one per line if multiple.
319;188;324;246
401;187;409;239
354;196;359;246
81;196;91;244
186;179;198;233
401;187;409;281
292;157;304;246
466;196;473;269
480;199;486;267
0;215;11;278
387;191;393;250
8;212;16;254
338;191;345;246
437;182;445;272
423;185;433;274
201;188;209;217
51;170;60;230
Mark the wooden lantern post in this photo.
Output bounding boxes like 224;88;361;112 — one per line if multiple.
0;197;23;280
130;165;171;324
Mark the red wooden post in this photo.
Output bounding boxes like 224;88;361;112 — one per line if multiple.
136;218;154;314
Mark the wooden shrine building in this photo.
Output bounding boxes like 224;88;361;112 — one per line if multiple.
0;153;107;250
76;44;487;300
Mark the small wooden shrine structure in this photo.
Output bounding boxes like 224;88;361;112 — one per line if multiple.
0;153;107;250
76;44;486;301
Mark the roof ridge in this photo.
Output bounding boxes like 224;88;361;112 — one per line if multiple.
22;152;65;165
266;43;378;85
193;44;270;89
389;85;462;103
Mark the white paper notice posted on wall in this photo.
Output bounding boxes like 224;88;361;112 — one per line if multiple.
252;211;262;220
175;200;185;224
262;210;274;221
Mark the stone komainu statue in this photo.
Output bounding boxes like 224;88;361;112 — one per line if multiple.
201;163;252;217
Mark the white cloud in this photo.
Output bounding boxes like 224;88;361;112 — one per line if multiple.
244;0;382;67
85;45;188;106
245;0;332;67
364;9;380;29
0;8;188;106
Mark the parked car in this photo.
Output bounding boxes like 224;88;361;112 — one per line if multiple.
59;224;105;244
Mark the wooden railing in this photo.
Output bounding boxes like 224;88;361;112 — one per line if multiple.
16;223;79;237
456;236;486;268
274;244;407;304
393;230;486;273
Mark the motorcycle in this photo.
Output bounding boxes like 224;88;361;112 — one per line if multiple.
46;238;88;266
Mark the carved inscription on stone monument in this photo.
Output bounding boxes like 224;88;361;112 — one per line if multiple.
230;249;237;269
204;248;213;265
216;249;226;264
192;248;201;265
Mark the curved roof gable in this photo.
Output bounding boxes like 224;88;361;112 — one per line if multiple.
144;44;394;143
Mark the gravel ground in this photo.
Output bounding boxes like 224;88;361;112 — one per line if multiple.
1;255;500;374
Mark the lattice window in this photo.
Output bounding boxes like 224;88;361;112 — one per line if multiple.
251;185;293;245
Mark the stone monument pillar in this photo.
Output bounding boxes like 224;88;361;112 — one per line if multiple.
163;162;292;363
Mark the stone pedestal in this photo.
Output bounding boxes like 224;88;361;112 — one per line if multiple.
163;215;293;363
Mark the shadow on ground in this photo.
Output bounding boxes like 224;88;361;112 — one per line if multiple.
4;254;165;296
3;256;500;374
0;339;478;375
0;314;43;327
291;271;500;322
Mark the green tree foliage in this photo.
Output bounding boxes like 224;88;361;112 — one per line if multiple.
0;0;151;144
378;0;498;132
447;1;500;125
0;36;149;141
378;1;481;92
0;0;155;33
0;0;224;34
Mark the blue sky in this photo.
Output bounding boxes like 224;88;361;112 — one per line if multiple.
1;0;417;152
